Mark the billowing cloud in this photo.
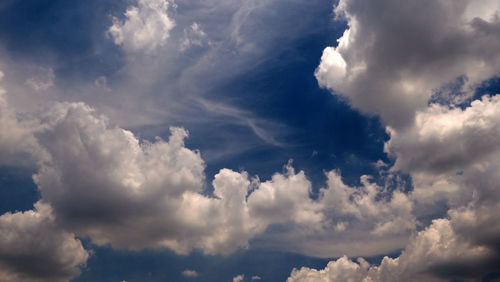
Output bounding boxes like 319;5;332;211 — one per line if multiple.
288;0;500;280
27;102;298;255
316;0;500;128
386;95;500;175
33;102;231;253
0;202;88;282
108;0;175;53
1;98;413;258
256;170;416;258
381;93;500;219
287;204;500;282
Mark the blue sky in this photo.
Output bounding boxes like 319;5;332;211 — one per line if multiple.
1;0;500;281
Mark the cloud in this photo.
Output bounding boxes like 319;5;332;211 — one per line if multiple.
27;102;278;255
287;256;371;282
316;0;500;128
25;68;54;92
0;98;413;258
232;274;244;282
288;1;500;280
386;95;500;175
32;102;226;253
251;275;261;280
108;0;175;53
287;204;500;282
180;22;210;51
0;202;88;282
252;168;416;258
181;269;198;278
384;93;500;225
0;71;38;163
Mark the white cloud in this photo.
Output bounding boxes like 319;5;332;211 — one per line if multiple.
386;95;500;175
20;101;415;258
316;0;500;128
382;94;500;217
232;274;245;282
287;256;371;282
181;269;198;278
180;22;210;51
108;0;175;53
0;202;88;282
288;205;500;282
290;1;500;279
251;275;261;280
247;164;323;228
253;169;416;258
32;102;212;253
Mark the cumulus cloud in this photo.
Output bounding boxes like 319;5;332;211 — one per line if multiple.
288;1;500;280
247;164;323;228
287;204;500;282
381;93;500;218
251;169;415;258
108;0;175;53
386;95;500;175
316;0;500;128
0;202;88;282
181;269;198;278
16;101;413;258
0;84;418;262
32;102;233;253
232;274;244;282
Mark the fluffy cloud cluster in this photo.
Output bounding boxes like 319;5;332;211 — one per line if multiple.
263;170;415;258
2;0;500;279
385;95;500;212
30;102;413;256
315;0;500;128
33;102;251;254
0;85;419;282
0;202;88;282
290;0;500;280
386;95;500;175
108;0;175;53
288;94;500;280
288;204;500;282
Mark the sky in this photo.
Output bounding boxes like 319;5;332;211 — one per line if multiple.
0;0;500;281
